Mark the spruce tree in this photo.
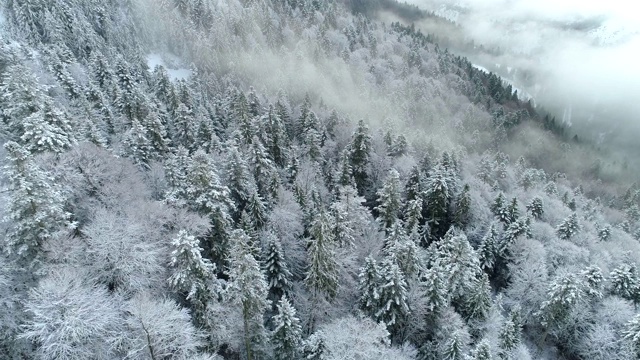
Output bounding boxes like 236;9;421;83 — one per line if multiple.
272;296;303;360
3;142;69;262
359;257;381;318
227;230;270;360
168;230;216;324
472;340;493;360
306;209;339;301
424;164;452;239
264;235;292;301
21;100;74;154
454;184;471;227
556;213;579;240
526;197;544;219
498;318;520;359
375;257;410;334
349;119;372;196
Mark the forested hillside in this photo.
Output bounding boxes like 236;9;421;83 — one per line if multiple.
1;0;640;359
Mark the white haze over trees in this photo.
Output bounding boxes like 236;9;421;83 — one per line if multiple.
1;0;640;359
404;0;640;153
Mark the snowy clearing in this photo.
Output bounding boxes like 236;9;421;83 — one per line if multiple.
146;53;192;81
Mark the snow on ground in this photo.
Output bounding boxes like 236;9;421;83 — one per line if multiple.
146;53;192;81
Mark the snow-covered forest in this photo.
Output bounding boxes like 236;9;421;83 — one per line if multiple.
1;0;640;359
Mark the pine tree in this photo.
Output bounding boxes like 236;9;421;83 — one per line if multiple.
478;224;499;272
454;184;471;227
20;100;74;154
264;235;292;301
306;209;339;301
336;149;355;188
405;197;424;233
182;150;234;264
359;257;381;318
0;64;46;140
404;166;423;202
227;230;270;360
421;265;447;316
173;102;197;149
141;107;170;155
472;340;493;360
122;118;153;167
491;193;507;222
168;230;216;324
246;189;267;229
349;119;372;196
376;169;402;230
557;213;579;240
498;318;520;359
226;144;255;218
598;225;611;241
506;198;520;224
247;135;276;199
537;273;584;329
581;265;604;299
303;332;327;360
3;142;69;262
263;105;289;167
424;164;452;239
272;296;303;360
462;273;492;321
442;330;466;360
609;264;639;302
375;257;410;334
526;197;544;219
435;230;481;301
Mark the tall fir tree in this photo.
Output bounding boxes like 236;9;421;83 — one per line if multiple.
227;229;270;360
272;296;303;360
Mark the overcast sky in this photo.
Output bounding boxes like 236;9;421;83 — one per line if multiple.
405;0;640;145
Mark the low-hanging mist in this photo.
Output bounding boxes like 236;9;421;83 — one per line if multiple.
401;0;640;152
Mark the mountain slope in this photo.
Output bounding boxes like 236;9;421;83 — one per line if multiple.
0;1;639;359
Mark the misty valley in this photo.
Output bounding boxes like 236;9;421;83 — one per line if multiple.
1;0;640;359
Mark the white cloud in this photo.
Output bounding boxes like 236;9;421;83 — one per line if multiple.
405;0;640;145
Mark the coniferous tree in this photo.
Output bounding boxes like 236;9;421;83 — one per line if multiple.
537;273;584;333
349;119;372;196
272;296;303;360
526;197;544;219
264;235;292;301
359;257;381;318
226;144;255;218
609;265;640;303
498;318;520;359
227;230;270;360
424;164;452;239
306;209;339;301
122;118;154;167
375;257;410;335
376;169;402;231
461;273;492;321
557;213;579;240
479;223;499;273
454;184;471;227
3;142;69;262
168;230;216;324
421;265;447;317
442;330;466;360
180;150;235;264
21;100;74;154
472;340;493;360
306;209;339;333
